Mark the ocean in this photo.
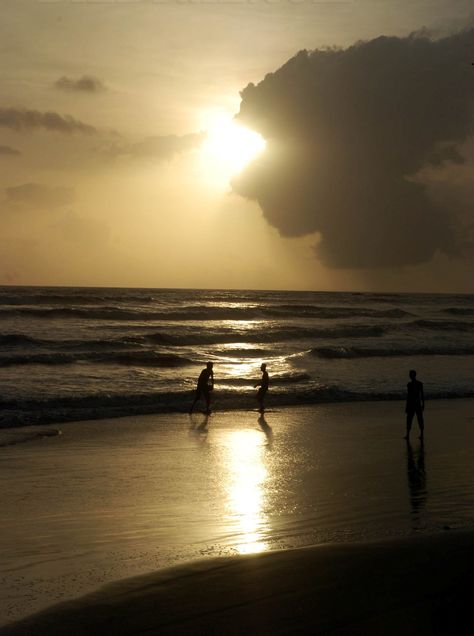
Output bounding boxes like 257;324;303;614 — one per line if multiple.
1;286;473;427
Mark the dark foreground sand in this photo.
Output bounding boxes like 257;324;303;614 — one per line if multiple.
1;530;473;635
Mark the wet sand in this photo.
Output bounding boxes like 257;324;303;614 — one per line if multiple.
1;400;473;629
1;530;474;635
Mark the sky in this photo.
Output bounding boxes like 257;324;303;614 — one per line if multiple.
0;0;473;292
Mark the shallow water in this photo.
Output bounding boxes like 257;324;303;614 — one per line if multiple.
1;400;473;625
1;287;473;426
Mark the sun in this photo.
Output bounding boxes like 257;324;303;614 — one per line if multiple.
199;113;266;184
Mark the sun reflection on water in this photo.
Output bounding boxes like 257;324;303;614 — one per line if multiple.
220;360;257;380
225;429;269;555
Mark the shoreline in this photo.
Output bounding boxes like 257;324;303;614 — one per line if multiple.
2;391;474;430
2;530;473;635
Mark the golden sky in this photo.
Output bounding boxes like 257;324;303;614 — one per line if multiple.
1;0;473;292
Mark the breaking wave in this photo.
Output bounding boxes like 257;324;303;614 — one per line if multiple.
0;351;193;368
0;305;414;322
2;385;473;429
311;345;474;359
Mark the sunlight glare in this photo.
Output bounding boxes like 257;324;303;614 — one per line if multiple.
200;114;266;184
226;430;269;554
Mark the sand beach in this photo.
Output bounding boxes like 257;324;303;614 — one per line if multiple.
1;399;473;632
1;531;474;635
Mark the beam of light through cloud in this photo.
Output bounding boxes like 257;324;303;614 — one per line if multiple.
233;28;474;269
2;1;473;291
199;112;266;186
109;132;206;161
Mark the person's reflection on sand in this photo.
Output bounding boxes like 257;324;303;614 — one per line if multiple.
258;414;273;449
189;413;210;434
197;414;210;432
406;439;427;525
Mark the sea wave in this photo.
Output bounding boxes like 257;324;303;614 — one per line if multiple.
271;304;412;318
411;320;474;332
0;306;170;321
124;323;389;345
0;305;413;322
217;373;311;386
140;324;389;345
311;345;474;359
0;324;389;354
443;307;474;316
0;334;40;346
2;385;473;428
215;347;272;358
0;427;61;447
0;351;193;368
0;291;158;306
2;287;473;430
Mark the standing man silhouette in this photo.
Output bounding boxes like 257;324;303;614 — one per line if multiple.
404;369;425;440
254;363;269;413
190;362;214;414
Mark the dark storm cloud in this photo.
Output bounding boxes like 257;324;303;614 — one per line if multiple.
0;145;20;156
0;107;97;135
54;75;107;93
233;28;474;268
5;183;75;209
110;132;206;160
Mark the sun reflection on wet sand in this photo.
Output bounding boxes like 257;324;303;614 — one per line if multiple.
225;429;270;555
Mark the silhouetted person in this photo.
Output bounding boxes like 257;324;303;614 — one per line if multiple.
404;369;424;440
254;363;269;412
190;362;214;414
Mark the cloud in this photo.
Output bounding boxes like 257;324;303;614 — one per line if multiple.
109;132;206;161
5;183;75;210
54;75;107;93
52;212;111;245
0;145;19;156
0;107;97;135
233;28;474;268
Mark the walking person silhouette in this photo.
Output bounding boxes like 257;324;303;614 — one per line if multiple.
254;363;269;413
404;369;425;440
190;362;214;414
